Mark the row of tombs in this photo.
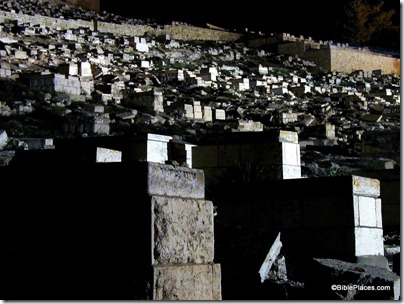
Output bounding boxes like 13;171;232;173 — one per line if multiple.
4;130;400;300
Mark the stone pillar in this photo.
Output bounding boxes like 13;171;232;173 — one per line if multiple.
3;160;220;299
146;163;221;300
351;176;384;257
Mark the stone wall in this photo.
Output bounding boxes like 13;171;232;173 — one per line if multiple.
304;48;332;71
0;10;94;30
97;22;153;37
248;36;279;48
0;9;242;41
1;9;398;70
278;41;306;56
330;47;400;75
304;46;400;75
249;32;399;75
157;25;242;41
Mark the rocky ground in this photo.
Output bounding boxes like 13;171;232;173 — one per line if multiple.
0;0;400;299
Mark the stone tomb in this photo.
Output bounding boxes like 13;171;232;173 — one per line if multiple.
129;133;196;167
51;133;195;168
212;174;385;299
3;161;221;300
192;130;302;187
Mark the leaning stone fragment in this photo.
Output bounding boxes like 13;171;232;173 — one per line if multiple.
259;232;282;283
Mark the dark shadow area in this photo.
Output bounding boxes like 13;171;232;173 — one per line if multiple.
4;161;153;300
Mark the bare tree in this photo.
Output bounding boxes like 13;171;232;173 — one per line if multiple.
342;0;397;46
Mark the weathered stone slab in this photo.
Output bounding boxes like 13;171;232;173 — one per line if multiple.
147;140;168;164
147;163;205;199
96;147;122;163
0;129;8;150
259;232;282;283
282;142;301;166
353;195;381;227
279;130;298;143
153;264;221;300
146;133;172;164
282;165;302;179
152;196;214;264
352;176;380;197
354;227;384;256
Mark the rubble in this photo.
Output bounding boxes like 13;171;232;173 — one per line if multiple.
306;258;400;300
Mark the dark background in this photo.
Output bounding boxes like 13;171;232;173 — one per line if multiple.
100;0;400;51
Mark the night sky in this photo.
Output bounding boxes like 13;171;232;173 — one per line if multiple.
100;0;400;50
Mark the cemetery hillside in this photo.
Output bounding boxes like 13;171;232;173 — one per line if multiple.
3;0;401;301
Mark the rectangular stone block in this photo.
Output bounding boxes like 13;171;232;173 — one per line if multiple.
352;176;380;197
80;62;92;77
194;112;203;120
353;195;382;229
282;165;302;179
279;130;298;143
184;104;193;112
147;139;168;164
184;143;196;168
69;63;78;76
354;227;384;256
215;109;226;120
358;196;377;227
147;163;205;199
203;114;212;122
153;264;221;300
96;147;122;163
185;112;194;119
152;196;214;264
282;142;301;166
15;50;28;59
